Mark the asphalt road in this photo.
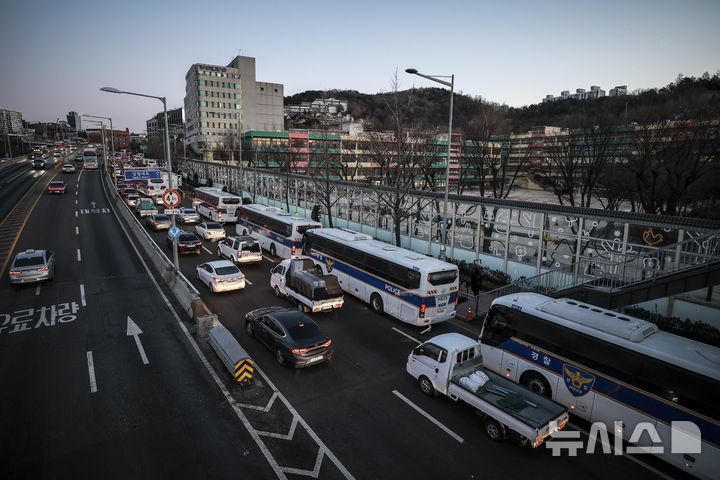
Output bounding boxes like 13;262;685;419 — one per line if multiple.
0;162;275;479
0;161;676;479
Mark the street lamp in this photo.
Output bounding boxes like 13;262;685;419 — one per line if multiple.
405;68;454;261
101;86;178;272
83;114;116;186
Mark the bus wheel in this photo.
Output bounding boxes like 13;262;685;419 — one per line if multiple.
270;244;276;257
483;419;506;442
370;293;383;314
521;371;551;397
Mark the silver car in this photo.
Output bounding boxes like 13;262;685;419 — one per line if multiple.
177;207;200;224
9;249;55;284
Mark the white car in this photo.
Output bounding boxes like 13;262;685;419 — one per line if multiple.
217;236;262;264
196;221;226;241
195;260;246;293
126;194;140;207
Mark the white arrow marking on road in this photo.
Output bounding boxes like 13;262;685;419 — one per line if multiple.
127;316;149;365
91;201;96;208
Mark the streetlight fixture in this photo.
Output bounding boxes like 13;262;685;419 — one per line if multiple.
405;68;454;261
83;114;116;186
101;86;178;272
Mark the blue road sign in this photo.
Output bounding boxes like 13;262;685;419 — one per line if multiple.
168;226;181;239
125;170;162;180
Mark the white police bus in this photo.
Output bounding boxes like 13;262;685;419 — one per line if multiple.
82;148;99;169
302;228;459;326
236;204;321;259
192;187;241;223
480;293;719;479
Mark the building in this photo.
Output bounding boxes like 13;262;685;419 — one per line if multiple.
67;111;81;131
0;106;23;134
608;85;628;97
184;55;284;162
542;85;607;103
146;107;184;138
87;127;131;149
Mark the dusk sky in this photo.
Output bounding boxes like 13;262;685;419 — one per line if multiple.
1;0;718;133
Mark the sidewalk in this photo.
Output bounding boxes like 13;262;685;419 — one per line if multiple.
454;290;494;326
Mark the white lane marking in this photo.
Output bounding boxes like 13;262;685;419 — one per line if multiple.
76;191;78;196
567;422;675;480
102;177;354;480
75;210;78;217
392;327;421;344
392;390;464;443
75;226;79;235
77;249;81;262
80;284;86;306
87;351;97;393
127;317;149;365
75;199;78;205
202;246;213;255
77;168;83;182
245;279;253;286
262;254;277;263
35;284;41;295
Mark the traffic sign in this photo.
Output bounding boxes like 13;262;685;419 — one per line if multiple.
164;208;181;215
125;170;161;180
168;226;181;239
162;189;181;208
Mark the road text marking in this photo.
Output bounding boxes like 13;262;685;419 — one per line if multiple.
80;284;86;306
392;390;463;443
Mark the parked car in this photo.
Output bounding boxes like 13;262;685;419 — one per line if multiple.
146;214;172;231
177;207;200;224
9;249;55;284
62;163;76;173
195;260;246;293
166;231;203;254
47;181;67;194
126;194;140;207
196;221;226;241
245;307;333;367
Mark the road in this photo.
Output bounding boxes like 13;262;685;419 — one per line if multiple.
0;159;675;479
0;160;274;479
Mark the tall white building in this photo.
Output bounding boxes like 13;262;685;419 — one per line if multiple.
184;55;284;161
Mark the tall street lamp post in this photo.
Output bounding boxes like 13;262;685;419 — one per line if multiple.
405;68;454;261
83;114;116;186
100;86;178;272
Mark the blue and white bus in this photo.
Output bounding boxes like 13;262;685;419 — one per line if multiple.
302;228;459;326
192;187;241;223
236;204;321;259
480;293;719;479
82;148;99;169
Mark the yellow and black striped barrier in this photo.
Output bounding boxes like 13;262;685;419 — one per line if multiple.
234;358;253;384
208;325;254;386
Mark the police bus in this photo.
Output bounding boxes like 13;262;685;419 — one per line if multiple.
236;204;321;259
480;293;719;478
192;187;241;222
302;228;459;326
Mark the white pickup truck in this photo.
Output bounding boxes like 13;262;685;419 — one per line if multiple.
270;257;344;313
217;235;262;264
407;333;569;447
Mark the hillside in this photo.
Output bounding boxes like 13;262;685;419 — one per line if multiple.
284;72;720;133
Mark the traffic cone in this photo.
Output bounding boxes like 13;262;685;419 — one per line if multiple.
466;306;473;322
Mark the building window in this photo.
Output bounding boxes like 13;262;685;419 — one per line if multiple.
235;93;241;100
199;90;206;96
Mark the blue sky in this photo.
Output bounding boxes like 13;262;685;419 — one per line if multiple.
1;0;718;133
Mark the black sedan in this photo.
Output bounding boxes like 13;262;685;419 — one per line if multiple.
245;307;333;368
166;232;202;254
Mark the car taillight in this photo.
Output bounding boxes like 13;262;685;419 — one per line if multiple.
37;266;49;272
419;304;426;318
291;347;308;354
291;245;296;256
9;270;20;275
179;243;186;247
319;339;332;348
455;297;459;305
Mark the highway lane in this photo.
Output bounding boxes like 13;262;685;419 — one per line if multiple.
140;193;662;480
0;163;276;479
0;154;66;222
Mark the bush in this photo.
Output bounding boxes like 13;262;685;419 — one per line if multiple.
624;307;720;348
449;259;510;289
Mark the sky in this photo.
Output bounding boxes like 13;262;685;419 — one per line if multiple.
1;0;719;133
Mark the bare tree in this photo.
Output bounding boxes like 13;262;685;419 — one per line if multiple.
366;71;430;246
307;119;343;227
